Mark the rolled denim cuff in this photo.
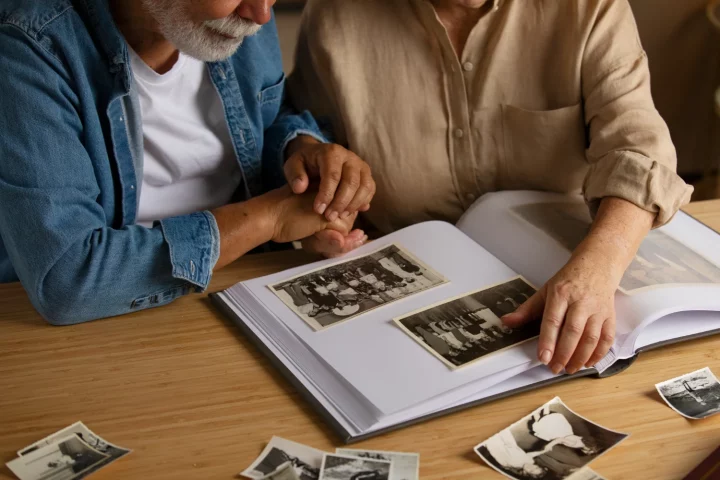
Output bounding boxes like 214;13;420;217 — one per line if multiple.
159;211;220;291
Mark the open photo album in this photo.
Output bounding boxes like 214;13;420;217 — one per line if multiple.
210;191;720;442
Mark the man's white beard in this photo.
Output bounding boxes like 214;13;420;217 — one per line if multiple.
141;0;262;62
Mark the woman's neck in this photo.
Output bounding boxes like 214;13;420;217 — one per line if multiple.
430;0;492;56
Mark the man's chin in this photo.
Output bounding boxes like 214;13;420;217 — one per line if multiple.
176;40;244;62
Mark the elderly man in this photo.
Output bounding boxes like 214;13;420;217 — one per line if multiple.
0;0;375;325
289;0;693;374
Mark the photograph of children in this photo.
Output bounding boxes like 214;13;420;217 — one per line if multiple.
241;437;323;480
319;454;390;480
511;202;720;294
393;277;539;369
475;397;628;480
270;244;448;331
655;367;720;419
7;434;109;480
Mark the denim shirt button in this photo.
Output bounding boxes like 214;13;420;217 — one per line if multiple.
119;116;123;123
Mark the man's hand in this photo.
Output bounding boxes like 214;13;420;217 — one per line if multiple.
301;212;368;258
502;251;617;374
500;197;655;375
285;136;375;222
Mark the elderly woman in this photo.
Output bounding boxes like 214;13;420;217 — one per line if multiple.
287;0;692;375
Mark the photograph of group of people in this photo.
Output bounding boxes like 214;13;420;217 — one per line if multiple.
271;244;447;331
394;277;539;369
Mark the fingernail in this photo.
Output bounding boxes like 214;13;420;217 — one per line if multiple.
550;362;564;374
317;203;327;215
292;178;304;191
566;365;578;374
340;211;351;220
328;211;339;222
539;350;552;365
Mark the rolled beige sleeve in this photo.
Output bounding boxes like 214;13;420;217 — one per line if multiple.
581;0;693;227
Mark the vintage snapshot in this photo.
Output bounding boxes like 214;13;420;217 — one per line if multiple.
475;397;628;480
17;421;131;478
512;201;720;294
655;367;720;419
319;454;391;480
7;434;109;480
258;462;301;480
393;277;539;369
336;448;419;480
270;243;448;331
241;437;324;480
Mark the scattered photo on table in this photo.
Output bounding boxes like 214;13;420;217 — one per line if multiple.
7;434;109;480
393;277;539;370
319;454;390;480
474;397;628;480
336;448;419;480
17;421;131;479
511;201;720;294
655;367;720;419
270;244;448;331
258;462;301;480
241;437;323;480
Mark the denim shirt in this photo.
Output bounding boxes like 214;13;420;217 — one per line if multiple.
0;0;326;325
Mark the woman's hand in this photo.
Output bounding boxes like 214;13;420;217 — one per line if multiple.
502;250;618;374
301;212;368;258
501;197;656;374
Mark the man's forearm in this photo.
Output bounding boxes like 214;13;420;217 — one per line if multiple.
211;195;275;270
573;197;655;282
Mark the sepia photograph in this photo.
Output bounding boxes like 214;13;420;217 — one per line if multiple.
393;277;539;370
7;434;109;480
512;201;720;294
270;244;448;331
336;448;419;480
319;454;391;480
655;367;720;419
475;397;628;480
241;437;324;480
17;421;131;479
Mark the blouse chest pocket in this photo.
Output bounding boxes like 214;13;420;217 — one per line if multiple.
258;73;286;128
500;103;588;193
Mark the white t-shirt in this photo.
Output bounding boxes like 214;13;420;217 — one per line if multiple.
129;49;242;226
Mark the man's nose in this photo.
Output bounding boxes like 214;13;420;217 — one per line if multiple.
236;0;276;25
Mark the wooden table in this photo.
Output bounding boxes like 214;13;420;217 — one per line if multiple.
2;201;720;480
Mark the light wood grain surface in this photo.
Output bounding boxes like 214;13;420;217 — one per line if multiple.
1;201;720;480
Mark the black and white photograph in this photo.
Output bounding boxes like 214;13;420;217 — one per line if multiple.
270;244;448;331
17;421;131;479
7;434;109;480
319;454;391;480
393;277;539;370
336;448;419;480
241;437;324;480
655;367;720;419
474;397;628;480
512;201;720;294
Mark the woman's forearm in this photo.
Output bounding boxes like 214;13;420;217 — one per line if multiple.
572;197;655;284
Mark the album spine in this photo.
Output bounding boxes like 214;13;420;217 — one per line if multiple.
208;292;355;443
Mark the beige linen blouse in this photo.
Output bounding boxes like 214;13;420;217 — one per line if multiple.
288;0;693;233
